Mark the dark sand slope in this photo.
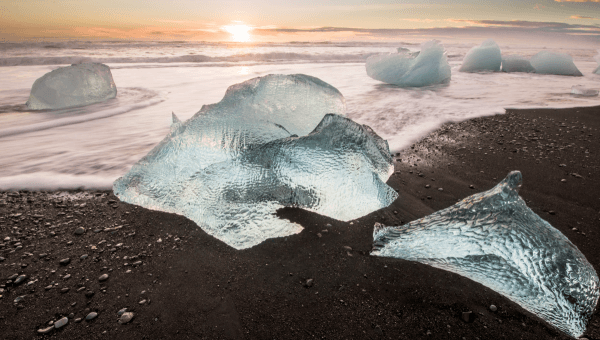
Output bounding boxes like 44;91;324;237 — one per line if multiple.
0;106;599;339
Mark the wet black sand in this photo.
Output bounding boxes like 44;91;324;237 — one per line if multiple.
1;105;599;339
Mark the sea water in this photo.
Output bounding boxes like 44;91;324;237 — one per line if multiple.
0;41;599;190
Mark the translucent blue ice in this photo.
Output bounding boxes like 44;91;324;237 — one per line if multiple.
501;55;535;73
365;40;451;87
571;85;599;97
114;74;397;249
459;39;502;73
372;171;599;338
530;51;583;76
26;63;117;110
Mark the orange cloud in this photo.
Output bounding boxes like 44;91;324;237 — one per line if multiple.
570;15;598;19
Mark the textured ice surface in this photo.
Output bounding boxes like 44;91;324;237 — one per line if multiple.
530;51;583;76
458;39;502;73
594;50;600;74
372;171;599;338
501;55;535;73
114;74;396;249
571;85;599;97
26;63;117;110
365;40;451;87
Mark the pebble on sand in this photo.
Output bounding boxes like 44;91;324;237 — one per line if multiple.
37;326;53;334
85;312;98;321
54;317;68;329
119;312;134;324
14;275;27;285
99;274;109;282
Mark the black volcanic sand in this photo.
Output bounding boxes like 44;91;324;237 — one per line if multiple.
1;106;599;340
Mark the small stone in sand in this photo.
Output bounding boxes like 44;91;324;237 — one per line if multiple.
489;305;497;312
37;326;53;334
119;312;134;324
99;274;109;282
74;227;85;235
85;312;98;321
54;317;68;329
59;258;71;266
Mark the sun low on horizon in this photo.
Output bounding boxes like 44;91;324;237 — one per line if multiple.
1;0;600;46
222;23;254;42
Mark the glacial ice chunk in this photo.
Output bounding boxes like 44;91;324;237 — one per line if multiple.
458;39;502;73
594;50;600;74
366;40;451;87
372;171;599;338
112;74;346;211
571;85;599;97
26;63;117;110
530;51;583;76
114;75;396;249
501;55;535;73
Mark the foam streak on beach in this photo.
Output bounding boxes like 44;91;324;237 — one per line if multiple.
1;41;600;190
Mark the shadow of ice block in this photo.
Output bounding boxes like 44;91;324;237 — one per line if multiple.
372;171;599;338
114;74;397;250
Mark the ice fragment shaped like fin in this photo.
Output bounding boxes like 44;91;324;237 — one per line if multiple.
372;171;599;338
171;112;181;125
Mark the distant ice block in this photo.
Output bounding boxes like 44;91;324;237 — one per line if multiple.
114;74;396;249
372;171;599;338
501;55;535;73
571;85;599;97
530;51;583;76
366;40;451;87
26;63;117;110
458;39;502;73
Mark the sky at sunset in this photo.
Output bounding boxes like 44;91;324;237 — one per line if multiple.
2;0;600;45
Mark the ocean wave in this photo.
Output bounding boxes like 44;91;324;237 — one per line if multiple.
0;52;378;66
0;88;165;138
0;172;115;191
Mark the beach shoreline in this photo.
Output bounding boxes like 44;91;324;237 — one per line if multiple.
1;105;599;339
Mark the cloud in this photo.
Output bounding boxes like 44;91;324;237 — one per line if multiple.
555;0;600;2
447;19;600;30
253;19;600;45
571;15;598;19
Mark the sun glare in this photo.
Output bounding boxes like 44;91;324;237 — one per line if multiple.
223;24;253;42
